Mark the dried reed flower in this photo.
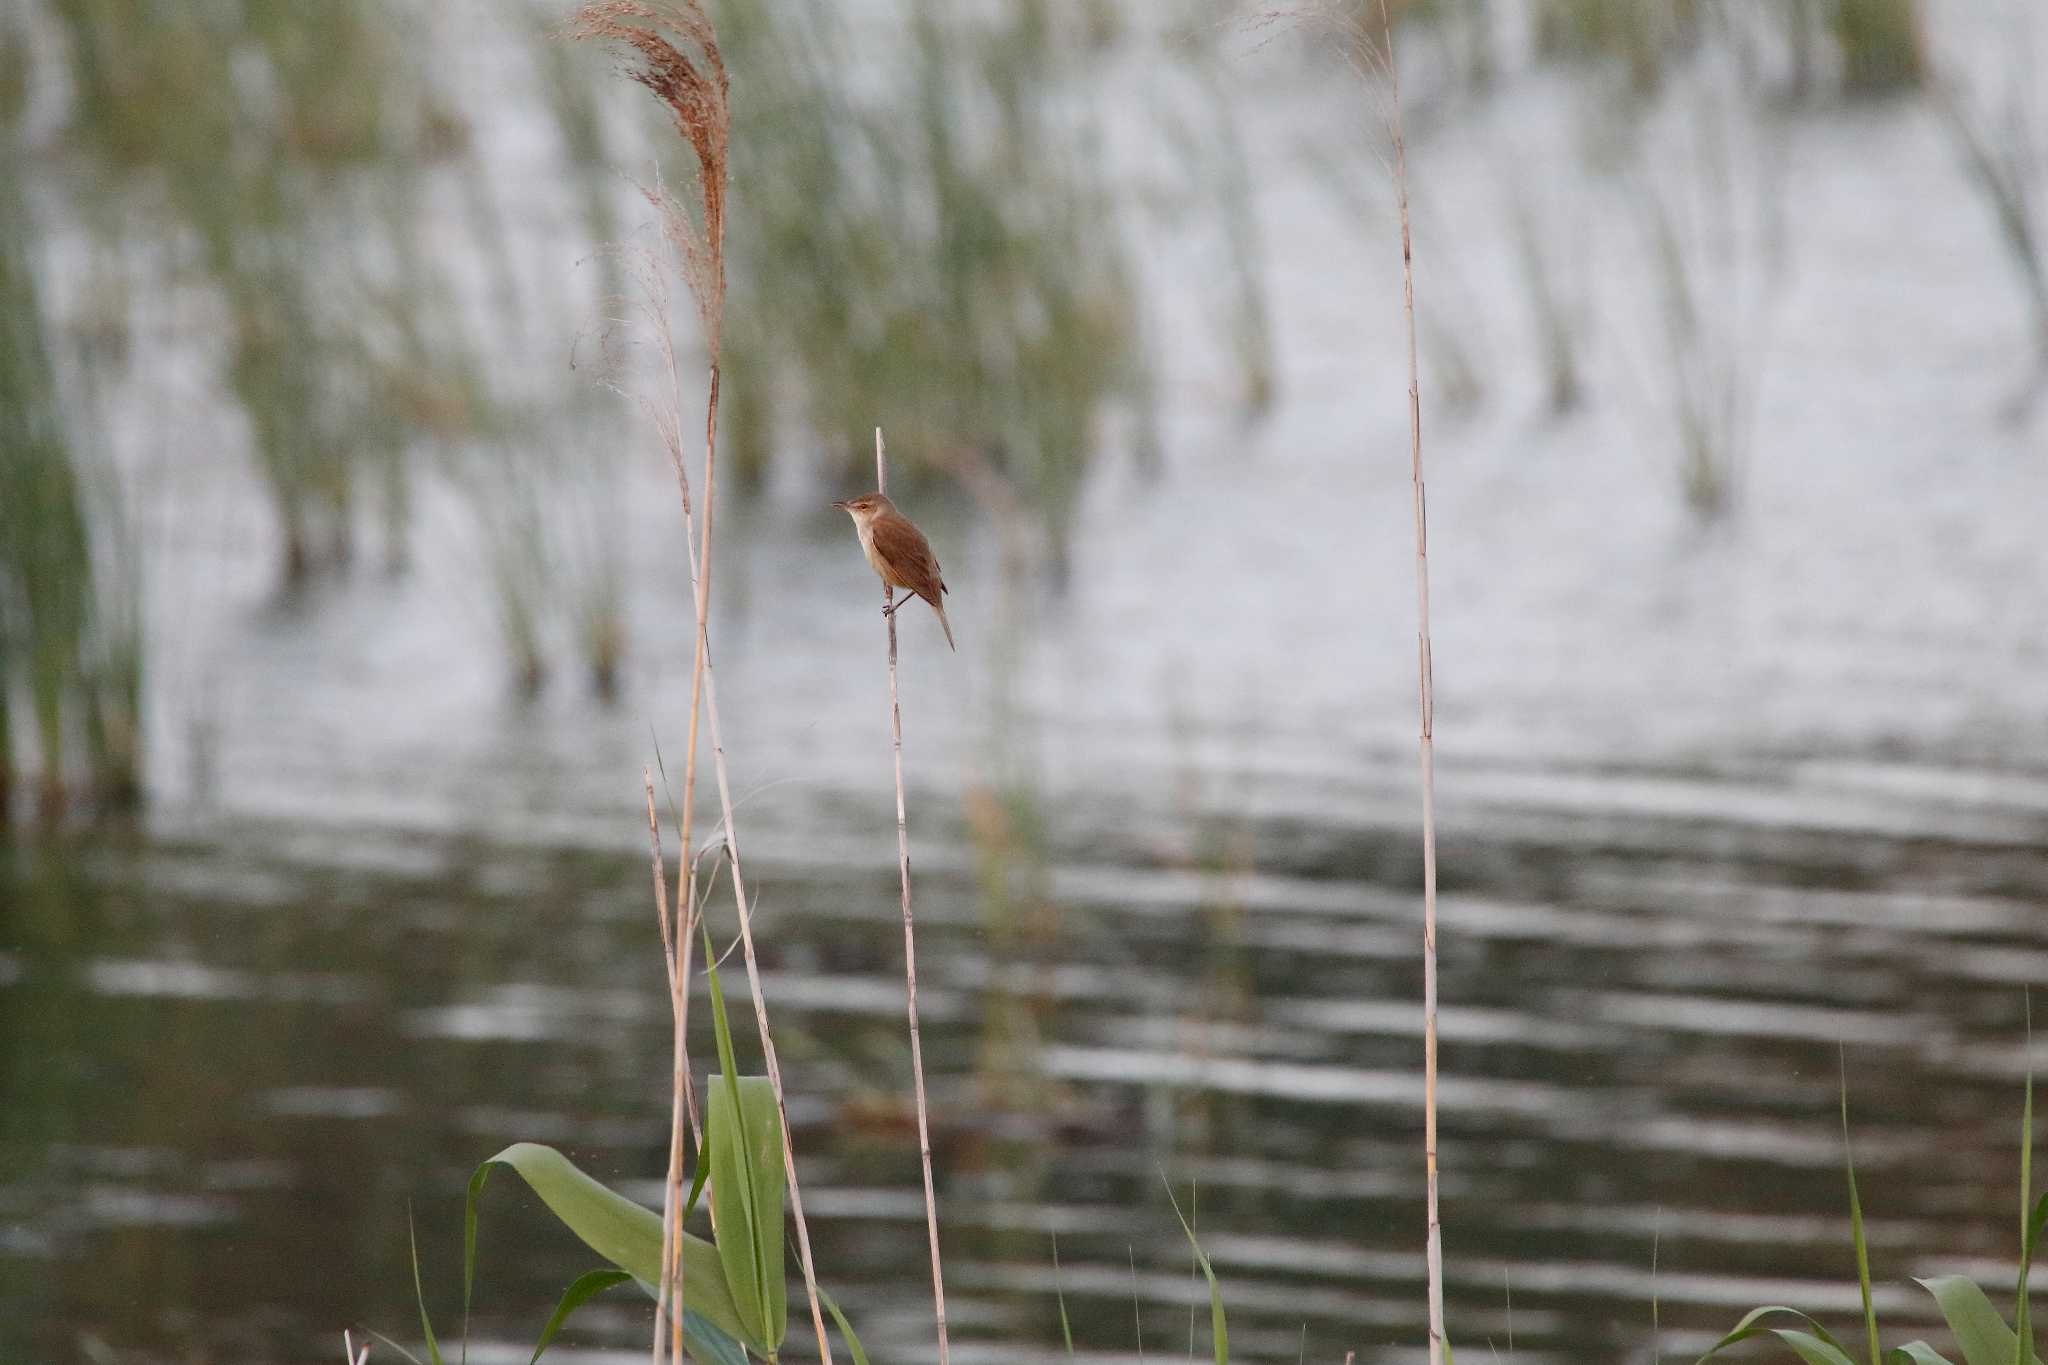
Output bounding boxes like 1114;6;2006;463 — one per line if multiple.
568;1;728;353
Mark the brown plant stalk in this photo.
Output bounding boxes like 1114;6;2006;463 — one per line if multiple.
874;428;951;1363
674;498;835;1364
643;770;700;1365
571;4;832;1362
1375;3;1446;1362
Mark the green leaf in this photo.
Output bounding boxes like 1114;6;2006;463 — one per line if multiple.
527;1269;630;1364
368;1329;429;1365
463;1163;492;1365
476;1143;752;1349
700;917;788;1356
2019;1192;2048;1365
409;1208;447;1365
1697;1307;1858;1363
1052;1233;1075;1357
680;1311;752;1365
1162;1177;1228;1365
685;1127;712;1223
1915;1276;2045;1365
708;1074;788;1355
2021;1040;2036;1365
1773;1329;1861;1365
1890;1345;1959;1365
819;1285;874;1365
1844;1071;1882;1365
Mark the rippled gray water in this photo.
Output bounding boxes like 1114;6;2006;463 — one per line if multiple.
6;755;2048;1362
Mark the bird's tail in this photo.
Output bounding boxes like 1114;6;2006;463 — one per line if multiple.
932;598;956;652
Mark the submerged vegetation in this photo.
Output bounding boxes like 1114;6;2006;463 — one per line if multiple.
0;47;139;818
1928;3;2048;407
46;0;454;584
4;0;2032;807
1525;0;1924;98
5;0;1264;773
1629;63;1785;522
701;0;1263;573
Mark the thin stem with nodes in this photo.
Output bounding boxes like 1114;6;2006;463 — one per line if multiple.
644;770;700;1365
1375;2;1446;1361
640;297;835;1363
566;4;834;1358
679;537;834;1364
875;426;951;1364
633;276;834;1362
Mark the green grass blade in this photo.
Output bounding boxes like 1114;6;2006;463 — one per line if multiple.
1162;1176;1228;1365
2018;1195;2048;1365
699;919;788;1354
708;1074;788;1355
526;1269;630;1364
1048;1236;1081;1358
408;1208;447;1365
368;1328;430;1365
1775;1329;1862;1365
1889;1345;1959;1365
685;1127;712;1222
1843;1066;1882;1365
2020;1006;2036;1365
1915;1276;2045;1365
1056;1236;1089;1358
702;918;743;1126
1653;1213;1662;1363
1697;1307;1859;1363
818;1285;874;1365
681;1312;752;1365
477;1143;751;1347
463;1163;492;1365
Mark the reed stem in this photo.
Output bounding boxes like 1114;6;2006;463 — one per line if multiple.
875;427;951;1364
645;772;686;1365
1376;3;1446;1362
658;367;834;1360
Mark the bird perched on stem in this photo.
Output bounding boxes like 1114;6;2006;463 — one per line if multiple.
832;493;955;651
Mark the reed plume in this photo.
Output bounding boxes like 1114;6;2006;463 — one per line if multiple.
570;4;832;1362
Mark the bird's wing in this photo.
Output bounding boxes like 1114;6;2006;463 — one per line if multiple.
873;512;945;601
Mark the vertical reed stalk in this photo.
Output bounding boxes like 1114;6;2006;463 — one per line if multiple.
644;771;697;1365
654;274;833;1365
677;365;717;894
643;271;833;1365
874;427;951;1363
570;6;829;1358
638;289;834;1365
679;547;835;1365
667;355;716;1365
1377;3;1446;1361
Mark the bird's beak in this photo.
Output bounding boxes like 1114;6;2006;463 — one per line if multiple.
830;499;849;510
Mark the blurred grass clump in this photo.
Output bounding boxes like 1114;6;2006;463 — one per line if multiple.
1532;0;1923;98
1827;0;1925;95
17;0;1262;718
706;0;1170;572
1;33;140;820
1536;0;1703;93
47;0;471;585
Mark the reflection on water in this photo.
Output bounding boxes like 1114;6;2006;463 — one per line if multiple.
4;770;2044;1362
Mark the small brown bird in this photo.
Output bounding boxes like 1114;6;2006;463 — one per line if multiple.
832;492;955;651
